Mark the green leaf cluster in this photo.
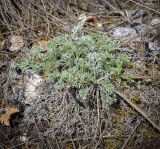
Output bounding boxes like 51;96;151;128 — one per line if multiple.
17;32;129;104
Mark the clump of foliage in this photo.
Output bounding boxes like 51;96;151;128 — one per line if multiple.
17;31;129;104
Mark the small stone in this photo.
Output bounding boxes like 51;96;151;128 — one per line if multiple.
150;18;160;27
9;36;24;52
113;27;137;39
149;41;160;52
20;133;28;142
24;72;43;104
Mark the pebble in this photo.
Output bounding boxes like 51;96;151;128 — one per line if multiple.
149;41;160;52
9;36;24;51
24;72;43;104
113;27;137;39
150;18;160;27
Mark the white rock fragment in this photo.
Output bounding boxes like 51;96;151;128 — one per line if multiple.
78;14;87;21
149;42;160;52
24;72;43;104
150;18;160;27
20;133;28;142
113;27;137;39
9;36;24;51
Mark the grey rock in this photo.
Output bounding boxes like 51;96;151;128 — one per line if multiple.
150;18;160;27
149;41;160;52
113;27;137;39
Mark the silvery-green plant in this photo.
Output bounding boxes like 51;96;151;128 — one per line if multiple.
17;21;130;104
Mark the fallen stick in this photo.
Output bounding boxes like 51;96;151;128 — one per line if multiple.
134;76;160;81
114;90;160;133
